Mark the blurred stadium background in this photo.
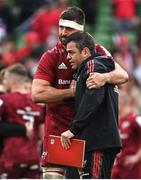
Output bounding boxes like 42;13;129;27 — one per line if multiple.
1;0;141;178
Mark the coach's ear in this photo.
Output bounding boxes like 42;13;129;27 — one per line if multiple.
82;47;91;59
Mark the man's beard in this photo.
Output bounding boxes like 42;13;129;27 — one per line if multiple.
59;36;67;46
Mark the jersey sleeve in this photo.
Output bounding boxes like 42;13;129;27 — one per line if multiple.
34;51;56;84
95;44;112;57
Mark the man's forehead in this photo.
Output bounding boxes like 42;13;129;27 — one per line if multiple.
59;24;75;30
59;19;84;31
67;41;77;50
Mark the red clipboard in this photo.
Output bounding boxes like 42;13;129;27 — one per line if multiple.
46;135;85;168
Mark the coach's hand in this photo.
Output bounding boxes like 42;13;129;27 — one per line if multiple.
61;130;74;150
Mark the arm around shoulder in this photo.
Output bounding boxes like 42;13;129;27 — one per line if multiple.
86;62;128;89
105;62;129;85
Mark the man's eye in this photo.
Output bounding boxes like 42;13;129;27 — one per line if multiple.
66;27;73;31
69;52;74;56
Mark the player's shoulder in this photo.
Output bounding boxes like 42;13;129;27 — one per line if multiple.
0;92;14;106
41;42;66;60
45;42;65;55
1;92;27;101
95;43;112;57
0;92;11;99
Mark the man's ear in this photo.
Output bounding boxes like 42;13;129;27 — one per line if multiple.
82;47;90;58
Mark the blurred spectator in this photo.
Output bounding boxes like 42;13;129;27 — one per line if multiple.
0;0;14;35
112;90;141;178
31;0;68;43
23;57;39;78
130;81;141;113
118;77;141;114
1;31;44;67
111;34;135;76
111;0;140;33
0;18;6;42
45;26;59;49
13;0;45;25
136;22;141;53
0;37;17;67
23;31;45;59
133;51;141;87
119;80;139;112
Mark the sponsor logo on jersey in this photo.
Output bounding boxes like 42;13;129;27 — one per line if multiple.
58;79;71;85
58;62;67;69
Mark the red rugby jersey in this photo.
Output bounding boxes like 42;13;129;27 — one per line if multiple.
0;92;43;169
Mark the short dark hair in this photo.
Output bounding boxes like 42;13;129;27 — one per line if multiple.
60;7;85;25
65;31;96;56
6;63;28;79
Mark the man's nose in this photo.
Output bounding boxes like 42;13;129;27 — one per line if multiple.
62;27;68;35
67;54;71;60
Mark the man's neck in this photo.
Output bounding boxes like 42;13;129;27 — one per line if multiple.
11;86;28;94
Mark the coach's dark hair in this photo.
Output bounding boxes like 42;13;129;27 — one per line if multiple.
60;7;85;25
66;31;96;56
